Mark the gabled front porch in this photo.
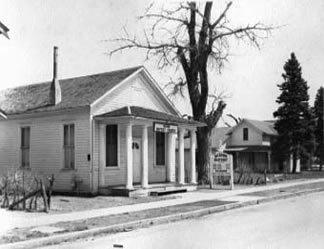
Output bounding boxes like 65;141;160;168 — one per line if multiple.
94;106;205;196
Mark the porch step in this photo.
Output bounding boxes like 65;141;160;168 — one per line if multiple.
148;185;186;196
149;188;187;196
99;184;197;197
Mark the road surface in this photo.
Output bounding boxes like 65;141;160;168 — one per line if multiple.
43;191;324;249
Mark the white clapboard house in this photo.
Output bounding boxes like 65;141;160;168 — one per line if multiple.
0;47;204;196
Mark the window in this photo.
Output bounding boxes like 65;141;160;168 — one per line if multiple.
21;127;30;168
63;124;75;169
106;125;118;166
243;128;249;141
156;132;165;165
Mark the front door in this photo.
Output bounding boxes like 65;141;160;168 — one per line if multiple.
132;139;141;183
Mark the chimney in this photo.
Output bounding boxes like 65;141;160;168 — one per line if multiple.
50;46;62;105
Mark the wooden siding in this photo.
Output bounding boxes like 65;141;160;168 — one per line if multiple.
148;127;167;183
92;120;99;192
97;123;167;186
0;111;91;192
228;121;263;146
102;122;127;186
0;120;19;168
92;73;172;116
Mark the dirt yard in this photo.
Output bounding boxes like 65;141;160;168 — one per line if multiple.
49;195;179;213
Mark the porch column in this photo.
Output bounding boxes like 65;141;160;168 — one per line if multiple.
167;132;176;182
178;127;185;185
126;123;133;190
141;125;149;188
289;154;293;173
99;124;105;187
296;158;301;173
267;151;271;173
190;129;197;184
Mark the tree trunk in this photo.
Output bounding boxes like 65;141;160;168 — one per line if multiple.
196;126;212;184
292;149;300;173
41;182;49;213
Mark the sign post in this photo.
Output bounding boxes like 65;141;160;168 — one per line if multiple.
210;152;234;190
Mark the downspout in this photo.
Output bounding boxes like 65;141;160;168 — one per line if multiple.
89;113;94;193
97;118;101;191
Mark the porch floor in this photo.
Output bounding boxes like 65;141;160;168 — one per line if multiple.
99;183;197;197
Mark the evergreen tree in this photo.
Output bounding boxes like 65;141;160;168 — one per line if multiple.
273;52;314;172
314;87;324;170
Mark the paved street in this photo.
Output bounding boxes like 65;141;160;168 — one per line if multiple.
43;191;324;249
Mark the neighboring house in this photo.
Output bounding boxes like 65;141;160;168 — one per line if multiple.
182;126;232;181
0;48;204;196
184;119;278;174
215;119;278;173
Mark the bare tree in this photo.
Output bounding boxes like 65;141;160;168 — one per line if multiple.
225;114;242;127
110;1;273;183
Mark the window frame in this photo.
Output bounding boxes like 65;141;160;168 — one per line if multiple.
243;127;249;141
105;124;119;167
155;131;166;166
63;123;75;170
20;126;31;169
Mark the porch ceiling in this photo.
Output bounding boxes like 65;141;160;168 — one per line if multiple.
94;106;206;127
225;145;271;152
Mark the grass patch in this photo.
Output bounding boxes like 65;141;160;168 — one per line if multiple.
0;200;233;244
49;195;179;213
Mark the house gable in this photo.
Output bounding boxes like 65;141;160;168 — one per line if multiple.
91;69;179;116
227;120;263;146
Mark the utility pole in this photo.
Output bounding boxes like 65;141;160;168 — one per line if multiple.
0;20;9;119
0;21;9;39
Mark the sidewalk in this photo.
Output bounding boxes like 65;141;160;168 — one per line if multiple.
1;178;324;249
2;178;324;232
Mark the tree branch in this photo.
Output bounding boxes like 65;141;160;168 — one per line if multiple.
205;100;227;129
211;2;233;29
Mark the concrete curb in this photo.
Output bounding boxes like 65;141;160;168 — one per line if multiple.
2;187;324;249
256;187;324;204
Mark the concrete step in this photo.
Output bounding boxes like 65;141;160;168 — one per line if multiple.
99;183;197;197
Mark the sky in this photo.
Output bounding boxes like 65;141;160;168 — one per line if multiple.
0;0;323;126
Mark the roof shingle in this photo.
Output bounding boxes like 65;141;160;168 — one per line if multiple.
244;119;277;136
226;119;278;136
0;66;141;114
96;106;205;126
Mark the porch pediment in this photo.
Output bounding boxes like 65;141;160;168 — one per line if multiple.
94;106;205;127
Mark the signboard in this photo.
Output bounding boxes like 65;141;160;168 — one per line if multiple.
210;152;234;190
153;122;178;134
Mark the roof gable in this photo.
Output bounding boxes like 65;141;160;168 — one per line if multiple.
227;119;278;136
91;68;180;116
91;67;180;116
0;66;141;115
